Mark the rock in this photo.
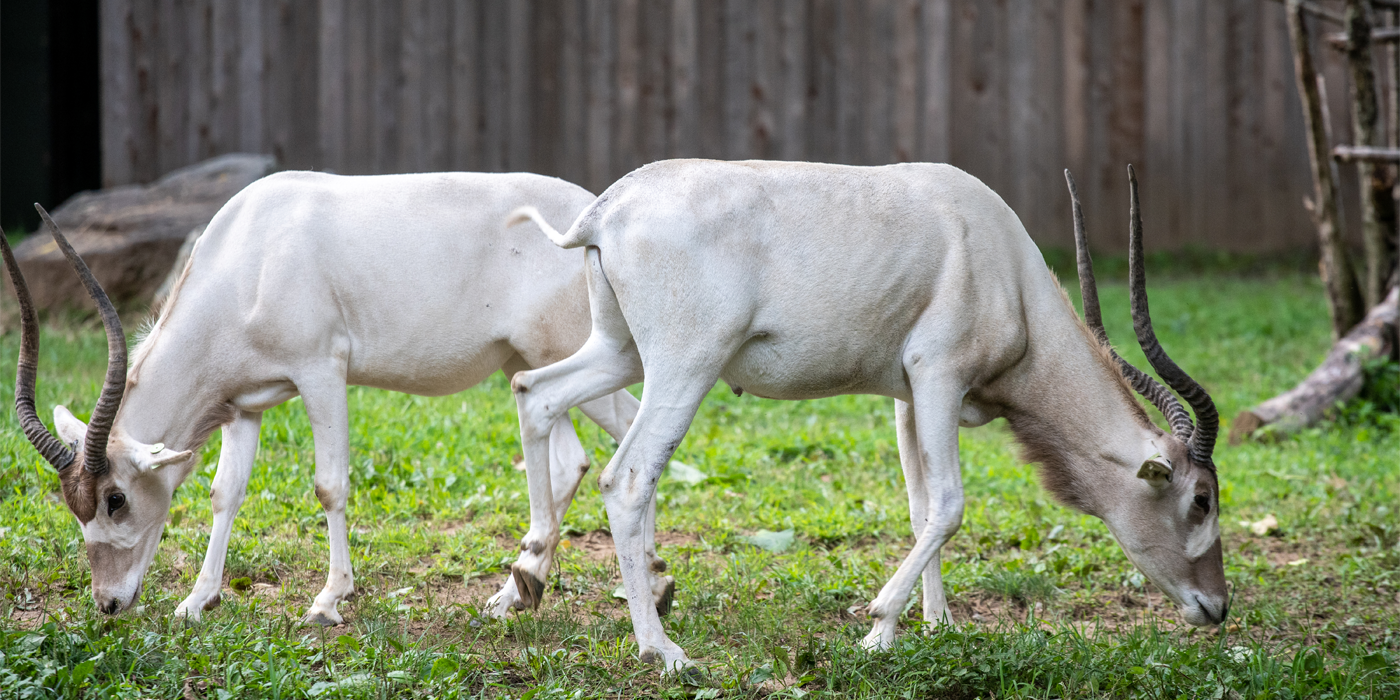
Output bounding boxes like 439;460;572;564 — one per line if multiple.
8;153;275;311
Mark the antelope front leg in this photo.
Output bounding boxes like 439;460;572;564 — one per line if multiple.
862;381;964;650
892;399;953;632
300;379;355;626
175;411;262;621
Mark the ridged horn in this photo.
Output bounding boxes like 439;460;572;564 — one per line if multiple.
1064;170;1196;442
1124;166;1219;463
1;223;76;470
36;204;127;475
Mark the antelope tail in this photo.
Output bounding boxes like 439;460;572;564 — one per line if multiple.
506;205;588;249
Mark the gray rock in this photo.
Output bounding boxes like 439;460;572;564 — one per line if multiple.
10;153;275;311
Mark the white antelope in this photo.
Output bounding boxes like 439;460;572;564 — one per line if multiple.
2;171;656;625
506;160;1227;670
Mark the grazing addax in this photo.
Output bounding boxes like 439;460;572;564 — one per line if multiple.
1;171;663;625
506;160;1226;670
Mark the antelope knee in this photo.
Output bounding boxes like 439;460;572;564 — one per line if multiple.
209;487;245;514
314;482;348;511
513;373;560;440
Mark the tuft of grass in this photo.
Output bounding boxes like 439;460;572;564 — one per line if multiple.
975;569;1060;605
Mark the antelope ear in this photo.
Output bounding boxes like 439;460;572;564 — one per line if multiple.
125;441;194;473
1137;455;1173;487
140;447;194;473
53;405;88;451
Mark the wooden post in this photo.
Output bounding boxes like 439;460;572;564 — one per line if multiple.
1287;0;1366;338
1344;0;1398;308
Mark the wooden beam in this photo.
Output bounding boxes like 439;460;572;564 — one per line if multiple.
1335;144;1400;161
1326;25;1400;47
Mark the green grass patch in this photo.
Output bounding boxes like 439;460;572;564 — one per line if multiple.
1;272;1397;698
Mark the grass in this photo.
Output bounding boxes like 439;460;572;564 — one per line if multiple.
1;270;1397;698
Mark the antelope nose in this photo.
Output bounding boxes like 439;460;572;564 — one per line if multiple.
1195;595;1226;625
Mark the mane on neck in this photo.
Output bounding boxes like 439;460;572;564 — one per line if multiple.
1001;280;1156;515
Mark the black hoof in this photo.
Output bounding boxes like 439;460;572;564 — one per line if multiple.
655;578;676;617
510;564;545;610
674;665;709;685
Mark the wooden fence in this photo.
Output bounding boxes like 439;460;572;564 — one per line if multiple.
99;0;1372;253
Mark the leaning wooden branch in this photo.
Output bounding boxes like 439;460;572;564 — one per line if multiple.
1230;286;1398;444
1287;0;1368;337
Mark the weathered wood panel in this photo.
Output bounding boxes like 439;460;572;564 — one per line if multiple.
99;0;1351;253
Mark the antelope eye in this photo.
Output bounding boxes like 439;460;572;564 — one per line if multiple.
107;493;126;517
1193;494;1210;515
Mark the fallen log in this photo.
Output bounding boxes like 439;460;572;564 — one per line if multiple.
1230;285;1398;443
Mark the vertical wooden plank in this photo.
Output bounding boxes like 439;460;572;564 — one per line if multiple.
836;0;863;163
1106;1;1145;248
1143;0;1175;247
373;1;402;172
558;0;587;183
670;0;700;158
695;0;724;159
187;0;213;161
1028;0;1064;247
614;0;641;171
951;0;1005;190
1198;0;1227;250
157;0;189;175
209;0;240;157
1006;0;1035;216
806;0;839;163
319;0;347;173
639;0;671;163
480;1;506;171
101;0;135;185
397;1;424;172
585;0;614;190
507;0;532;170
531;0;563;177
1061;0;1088;224
863;0;892;163
399;0;425;172
1224;0;1259;252
1260;0;1310;249
750;0;777;159
723;0;751;158
451;0;481;172
1174;0;1204;251
295;1;321;170
779;0;807;161
919;0;951;163
422;0;451;171
891;0;917;163
264;0;288;167
342;0;372;174
239;0;264;157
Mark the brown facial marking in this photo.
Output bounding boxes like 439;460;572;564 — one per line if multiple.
1192;537;1226;595
59;463;101;524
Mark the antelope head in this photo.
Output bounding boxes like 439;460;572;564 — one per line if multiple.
1066;167;1227;626
2;206;193;614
